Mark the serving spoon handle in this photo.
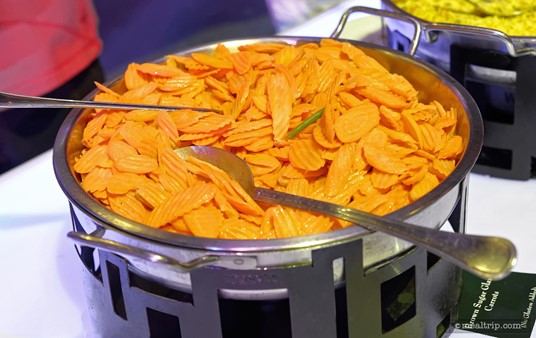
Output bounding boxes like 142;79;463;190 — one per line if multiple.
0;91;217;113
255;188;516;280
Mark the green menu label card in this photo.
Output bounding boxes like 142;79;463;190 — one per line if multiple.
456;271;536;337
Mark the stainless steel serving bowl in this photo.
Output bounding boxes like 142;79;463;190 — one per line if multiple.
53;37;483;299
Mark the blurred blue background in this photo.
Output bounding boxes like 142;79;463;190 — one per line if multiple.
93;0;276;79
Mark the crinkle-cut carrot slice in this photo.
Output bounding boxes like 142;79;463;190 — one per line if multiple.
160;147;189;189
233;81;252;119
284;177;310;197
372;186;410;216
124;63;150;90
93;92;120;106
186;157;264;216
255;172;280;189
288;138;325;171
213;189;239;218
158;96;197;110
74;145;110;174
252;95;268;113
107;172;148;195
114;154;158;174
94;81;120;97
401;110;424;149
403;155;429;170
267;146;289;161
242;152;281;176
223;126;273;147
312;126;342;149
409;172;439;201
156;111;179;144
135;62;185;77
145;182;216;227
81;167;113;193
177;114;233;134
385;73;418;101
158;172;184;193
91;126;117;147
419;122;443;153
379;125;416;147
168;218;190;235
121;82;158;101
370;168;400;190
136;181;171;209
123;109;159;122
192;135;220;146
183;205;224;238
267;73;292;142
82;113;107;146
324;143;356;196
243;136;274;152
118;121;151;149
169;109;203;129
158;74;197;92
219;218;262;240
299;213;335;235
356;86;410;110
274;45;298;66
438;135;463;159
349;193;389;215
92;189;109;203
266;205;301;238
338;92;362;108
363;144;407;174
238;42;287;53
379;105;403;131
205;76;231;95
280;162;327;181
107;139;137;162
191;52;233;69
383;142;418;158
109;192;149;224
171;79;206;98
434;116;457;134
225;119;271;137
229;51;252;75
334;102;380;143
400;164;428;186
137;138;158;159
430;158;456;180
104;112;125;128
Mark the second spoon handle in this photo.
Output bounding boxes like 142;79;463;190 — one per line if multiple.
0;91;217;113
255;187;516;280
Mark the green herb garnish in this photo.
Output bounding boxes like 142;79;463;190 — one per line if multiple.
286;107;325;140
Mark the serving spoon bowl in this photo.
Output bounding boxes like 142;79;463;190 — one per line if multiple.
175;145;517;280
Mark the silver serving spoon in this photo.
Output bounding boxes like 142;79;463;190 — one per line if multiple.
0;91;218;113
175;145;517;280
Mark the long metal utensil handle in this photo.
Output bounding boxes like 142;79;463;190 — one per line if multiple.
0;91;218;113
255;187;517;281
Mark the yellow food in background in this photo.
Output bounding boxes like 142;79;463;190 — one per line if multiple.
74;39;463;239
394;0;536;36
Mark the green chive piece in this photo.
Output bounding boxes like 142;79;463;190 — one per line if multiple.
286;107;325;140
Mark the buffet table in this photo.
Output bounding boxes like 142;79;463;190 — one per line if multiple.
0;1;535;337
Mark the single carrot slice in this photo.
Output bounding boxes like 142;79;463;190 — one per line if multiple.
334;102;380;143
74;145;110;174
145;182;216;227
184;205;224;238
288;138;325;171
114;154;158;174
